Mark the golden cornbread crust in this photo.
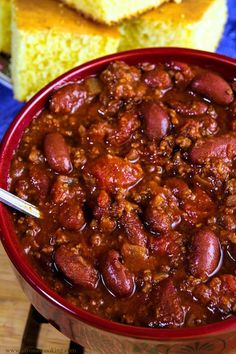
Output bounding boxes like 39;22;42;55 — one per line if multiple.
14;0;119;37
142;0;222;22
61;0;176;25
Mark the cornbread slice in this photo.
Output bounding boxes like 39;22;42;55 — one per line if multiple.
10;0;226;101
119;0;227;52
0;0;11;53
11;0;120;101
61;0;181;25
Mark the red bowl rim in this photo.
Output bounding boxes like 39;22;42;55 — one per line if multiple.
1;47;236;341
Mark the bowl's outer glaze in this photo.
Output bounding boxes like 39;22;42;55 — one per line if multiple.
1;48;236;353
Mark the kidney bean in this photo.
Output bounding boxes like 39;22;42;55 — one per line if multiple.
183;187;215;225
29;165;50;197
55;245;98;289
188;229;220;280
153;278;184;327
122;210;148;247
58;202;85;231
50;83;88;114
191;71;234;105
107;110;140;146
190;135;236;163
101;250;134;297
44;132;72;174
141;101;170;140
145;202;171;234
83;155;143;193
143;66;172;89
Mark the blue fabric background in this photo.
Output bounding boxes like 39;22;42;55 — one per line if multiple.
0;0;235;141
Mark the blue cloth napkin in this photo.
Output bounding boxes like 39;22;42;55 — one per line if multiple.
0;0;235;142
0;85;24;141
218;0;236;58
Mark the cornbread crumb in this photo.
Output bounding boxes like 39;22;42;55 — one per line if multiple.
0;0;11;53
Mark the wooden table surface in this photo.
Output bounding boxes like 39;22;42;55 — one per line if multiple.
0;242;91;354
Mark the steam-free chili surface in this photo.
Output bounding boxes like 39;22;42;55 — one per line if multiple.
10;60;236;328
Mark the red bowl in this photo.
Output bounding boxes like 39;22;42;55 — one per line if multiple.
1;48;236;354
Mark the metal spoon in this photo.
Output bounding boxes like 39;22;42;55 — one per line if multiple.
0;188;41;219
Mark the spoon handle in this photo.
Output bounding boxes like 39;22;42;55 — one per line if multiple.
0;188;41;219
